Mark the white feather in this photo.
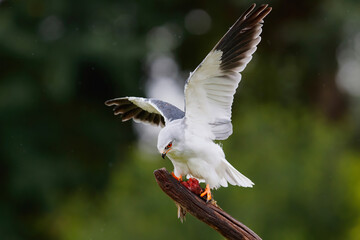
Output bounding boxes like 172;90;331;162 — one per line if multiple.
184;50;241;140
157;120;253;189
128;97;160;114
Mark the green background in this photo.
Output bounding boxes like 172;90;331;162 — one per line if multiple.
1;0;360;239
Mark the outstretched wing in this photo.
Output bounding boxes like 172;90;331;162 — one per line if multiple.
105;97;184;127
184;4;271;140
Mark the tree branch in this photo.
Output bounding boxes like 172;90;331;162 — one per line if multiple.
154;168;261;240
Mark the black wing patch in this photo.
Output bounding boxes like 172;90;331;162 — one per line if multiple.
215;4;272;71
105;97;184;127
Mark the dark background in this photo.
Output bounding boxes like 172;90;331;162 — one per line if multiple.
1;0;360;239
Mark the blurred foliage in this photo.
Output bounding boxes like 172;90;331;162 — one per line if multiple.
0;0;360;240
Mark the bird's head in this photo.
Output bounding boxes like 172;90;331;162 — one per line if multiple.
160;141;173;159
157;120;182;159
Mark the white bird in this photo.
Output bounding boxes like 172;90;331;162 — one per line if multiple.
106;4;271;201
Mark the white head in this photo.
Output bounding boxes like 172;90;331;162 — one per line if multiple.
157;119;183;159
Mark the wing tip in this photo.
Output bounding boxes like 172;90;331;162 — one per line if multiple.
215;4;271;72
105;97;183;128
104;97;130;106
104;99;113;106
238;3;272;24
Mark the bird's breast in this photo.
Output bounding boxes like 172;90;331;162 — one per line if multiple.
167;147;190;163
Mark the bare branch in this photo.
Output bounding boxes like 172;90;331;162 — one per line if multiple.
154;168;262;240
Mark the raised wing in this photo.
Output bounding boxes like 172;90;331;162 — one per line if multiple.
184;4;271;140
105;97;184;127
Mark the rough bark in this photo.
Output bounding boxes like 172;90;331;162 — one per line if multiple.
154;168;261;240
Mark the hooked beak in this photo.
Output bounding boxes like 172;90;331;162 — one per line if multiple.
161;148;171;159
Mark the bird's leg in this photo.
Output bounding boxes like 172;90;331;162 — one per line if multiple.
200;184;212;202
171;172;183;182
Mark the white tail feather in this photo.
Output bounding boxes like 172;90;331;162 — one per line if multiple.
223;161;254;188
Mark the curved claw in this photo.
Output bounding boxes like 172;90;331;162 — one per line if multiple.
171;172;183;182
200;184;212;202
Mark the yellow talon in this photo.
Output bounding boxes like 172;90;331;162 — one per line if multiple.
200;184;212;202
171;172;183;182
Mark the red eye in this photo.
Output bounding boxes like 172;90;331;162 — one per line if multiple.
167;142;172;148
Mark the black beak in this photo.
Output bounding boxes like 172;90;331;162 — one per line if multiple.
161;152;166;159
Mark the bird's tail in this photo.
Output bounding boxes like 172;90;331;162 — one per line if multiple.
223;160;254;188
